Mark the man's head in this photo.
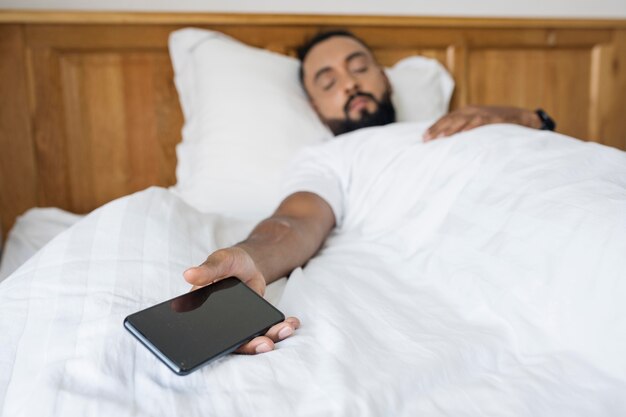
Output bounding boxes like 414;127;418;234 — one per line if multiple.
297;30;396;136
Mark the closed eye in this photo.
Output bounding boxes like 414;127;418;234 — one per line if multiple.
347;52;370;74
323;79;336;91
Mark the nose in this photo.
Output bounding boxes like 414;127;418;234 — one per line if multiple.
342;72;360;96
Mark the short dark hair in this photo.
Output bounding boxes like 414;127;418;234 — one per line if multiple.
296;29;370;89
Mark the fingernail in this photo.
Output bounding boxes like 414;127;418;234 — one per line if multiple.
255;343;272;353
278;326;293;340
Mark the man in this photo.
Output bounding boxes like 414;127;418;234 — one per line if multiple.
182;30;555;355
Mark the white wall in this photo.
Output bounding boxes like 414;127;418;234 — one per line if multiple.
2;0;626;19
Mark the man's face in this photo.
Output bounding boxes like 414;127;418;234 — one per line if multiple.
302;36;395;136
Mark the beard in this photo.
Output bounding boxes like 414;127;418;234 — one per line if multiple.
324;90;396;136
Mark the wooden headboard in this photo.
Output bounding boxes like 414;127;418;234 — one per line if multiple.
1;11;625;240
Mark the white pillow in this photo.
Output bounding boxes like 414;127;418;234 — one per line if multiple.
386;57;454;123
169;28;454;220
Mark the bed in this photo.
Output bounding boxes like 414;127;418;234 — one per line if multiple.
1;11;626;417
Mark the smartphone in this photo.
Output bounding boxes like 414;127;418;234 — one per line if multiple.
124;277;285;375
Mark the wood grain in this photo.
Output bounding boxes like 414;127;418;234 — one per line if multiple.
2;10;626;28
468;48;591;139
0;26;37;243
58;51;181;212
589;31;626;149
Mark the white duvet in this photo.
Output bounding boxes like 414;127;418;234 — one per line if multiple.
1;123;626;416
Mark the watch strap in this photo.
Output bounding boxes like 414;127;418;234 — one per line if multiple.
535;108;556;131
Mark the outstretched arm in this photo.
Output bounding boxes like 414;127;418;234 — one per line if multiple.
183;191;335;354
423;105;544;141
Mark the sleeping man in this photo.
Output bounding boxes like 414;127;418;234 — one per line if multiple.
182;30;556;355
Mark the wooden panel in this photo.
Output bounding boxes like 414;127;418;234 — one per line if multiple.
20;22;183;217
606;31;626;150
461;28;612;47
446;45;470;109
57;51;181;212
25;24;176;49
468;48;591;139
29;45;72;209
0;26;38;242
589;32;626;149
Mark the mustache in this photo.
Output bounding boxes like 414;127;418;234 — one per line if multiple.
344;92;378;115
324;89;396;136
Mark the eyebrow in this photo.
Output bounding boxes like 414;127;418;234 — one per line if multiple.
345;51;368;64
312;51;369;85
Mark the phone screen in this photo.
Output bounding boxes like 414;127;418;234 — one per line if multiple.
124;277;285;375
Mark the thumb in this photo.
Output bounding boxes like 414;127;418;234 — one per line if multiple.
182;266;213;286
183;249;235;287
246;278;266;296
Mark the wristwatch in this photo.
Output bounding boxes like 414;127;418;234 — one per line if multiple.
535;108;556;131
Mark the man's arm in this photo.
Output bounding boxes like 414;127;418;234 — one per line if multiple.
423;105;543;141
183;191;335;354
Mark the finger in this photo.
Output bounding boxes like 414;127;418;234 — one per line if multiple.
236;317;300;354
423;116;448;141
426;115;468;141
183;250;235;286
460;117;486;133
247;278;266;296
189;274;265;298
425;106;494;141
183;265;218;287
440;117;471;138
423;127;436;141
235;335;275;355
285;316;301;329
262;316;301;342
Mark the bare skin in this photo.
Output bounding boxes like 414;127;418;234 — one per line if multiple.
301;36;390;122
423;105;542;141
185;35;547;355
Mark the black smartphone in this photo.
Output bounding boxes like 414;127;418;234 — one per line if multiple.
124;277;285;375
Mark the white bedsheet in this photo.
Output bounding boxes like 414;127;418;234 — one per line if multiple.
0;208;83;283
1;124;626;416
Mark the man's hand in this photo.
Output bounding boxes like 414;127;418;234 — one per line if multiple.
182;192;334;355
183;246;300;354
423;105;541;142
